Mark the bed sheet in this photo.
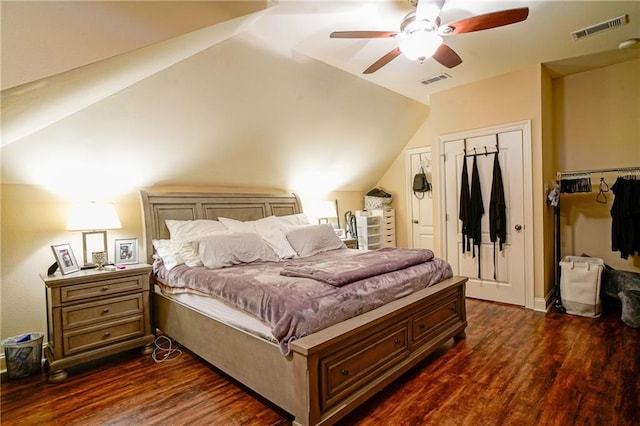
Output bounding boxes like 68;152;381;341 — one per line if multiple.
155;285;277;343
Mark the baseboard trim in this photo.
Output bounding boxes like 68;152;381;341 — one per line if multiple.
533;289;556;312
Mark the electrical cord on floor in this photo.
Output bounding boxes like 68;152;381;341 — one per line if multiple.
152;335;182;363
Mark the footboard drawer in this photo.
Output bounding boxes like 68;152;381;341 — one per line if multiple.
410;290;464;348
320;322;409;411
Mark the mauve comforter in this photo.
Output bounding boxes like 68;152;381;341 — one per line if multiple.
154;248;453;355
279;247;435;286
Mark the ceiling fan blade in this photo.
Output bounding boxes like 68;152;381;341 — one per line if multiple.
416;0;446;22
442;7;529;35
363;47;402;74
432;43;462;68
330;31;398;39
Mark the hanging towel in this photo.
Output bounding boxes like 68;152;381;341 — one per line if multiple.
469;155;484;279
489;153;507;280
459;157;472;254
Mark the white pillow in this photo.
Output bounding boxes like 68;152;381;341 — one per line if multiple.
152;239;184;271
276;213;311;228
218;216;297;259
197;232;279;269
285;224;346;258
165;219;228;267
218;217;258;233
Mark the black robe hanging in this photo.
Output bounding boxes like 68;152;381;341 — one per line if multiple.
459;157;471;253
489;153;506;279
469;155;484;278
611;177;640;259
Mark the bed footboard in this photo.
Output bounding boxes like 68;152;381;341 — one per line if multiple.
290;276;467;425
153;276;466;426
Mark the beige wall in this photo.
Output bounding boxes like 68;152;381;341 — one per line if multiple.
541;66;557;298
378;60;640;305
378;65;549;302
553;59;640;272
373;118;433;252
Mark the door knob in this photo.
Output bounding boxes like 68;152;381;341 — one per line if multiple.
514;224;522;231
412;220;419;224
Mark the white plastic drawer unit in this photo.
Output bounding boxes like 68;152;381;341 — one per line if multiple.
369;208;396;248
355;214;381;226
355;209;396;249
358;234;381;246
358;225;381;236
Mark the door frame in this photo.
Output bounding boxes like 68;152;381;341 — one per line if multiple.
405;146;432;249
437;120;534;309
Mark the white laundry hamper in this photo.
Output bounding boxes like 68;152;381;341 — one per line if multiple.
560;256;604;318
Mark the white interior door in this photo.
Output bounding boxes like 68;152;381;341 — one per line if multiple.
440;123;532;307
406;148;434;250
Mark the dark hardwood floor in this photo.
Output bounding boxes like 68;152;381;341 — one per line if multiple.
2;298;639;425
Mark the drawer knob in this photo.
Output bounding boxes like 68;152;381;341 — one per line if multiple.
419;323;425;329
103;331;111;337
394;339;401;345
450;307;456;312
101;286;109;291
341;369;349;376
102;308;110;313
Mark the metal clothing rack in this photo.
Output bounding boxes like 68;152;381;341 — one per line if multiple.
553;165;640;312
557;166;640;180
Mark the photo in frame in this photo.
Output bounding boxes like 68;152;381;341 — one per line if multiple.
51;243;80;275
114;238;138;264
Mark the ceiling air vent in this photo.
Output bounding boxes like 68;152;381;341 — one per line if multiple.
421;73;452;85
571;15;629;40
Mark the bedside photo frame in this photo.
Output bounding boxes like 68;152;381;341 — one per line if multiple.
114;238;138;264
51;243;80;275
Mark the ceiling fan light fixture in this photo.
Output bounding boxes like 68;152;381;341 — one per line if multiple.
399;32;442;62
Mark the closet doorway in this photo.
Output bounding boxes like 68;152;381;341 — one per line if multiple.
406;147;434;251
438;121;533;307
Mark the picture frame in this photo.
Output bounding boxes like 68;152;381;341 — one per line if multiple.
51;243;80;275
82;230;107;267
114;238;138;264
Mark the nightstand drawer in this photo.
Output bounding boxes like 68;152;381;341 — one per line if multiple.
64;316;145;355
62;294;144;330
61;276;145;303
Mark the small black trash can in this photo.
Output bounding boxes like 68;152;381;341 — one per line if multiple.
2;332;44;379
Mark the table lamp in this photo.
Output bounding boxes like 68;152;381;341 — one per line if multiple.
67;202;122;269
316;200;339;227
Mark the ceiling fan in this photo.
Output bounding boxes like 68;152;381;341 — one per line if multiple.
330;0;529;74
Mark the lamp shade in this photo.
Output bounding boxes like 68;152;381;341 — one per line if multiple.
399;32;443;61
66;202;122;231
316;201;338;219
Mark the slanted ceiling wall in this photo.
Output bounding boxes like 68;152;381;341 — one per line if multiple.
0;1;427;345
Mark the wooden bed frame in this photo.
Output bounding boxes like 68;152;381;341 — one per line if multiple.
140;191;467;425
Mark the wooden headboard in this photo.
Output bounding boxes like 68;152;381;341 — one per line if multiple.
139;191;303;264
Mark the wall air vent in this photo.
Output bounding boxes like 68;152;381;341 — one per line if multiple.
420;73;452;85
571;15;629;40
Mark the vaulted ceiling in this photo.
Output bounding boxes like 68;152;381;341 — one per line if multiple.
2;1;639;200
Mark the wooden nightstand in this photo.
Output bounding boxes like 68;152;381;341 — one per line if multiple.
40;264;155;383
341;237;358;249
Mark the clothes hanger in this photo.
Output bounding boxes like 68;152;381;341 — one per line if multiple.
596;176;609;204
